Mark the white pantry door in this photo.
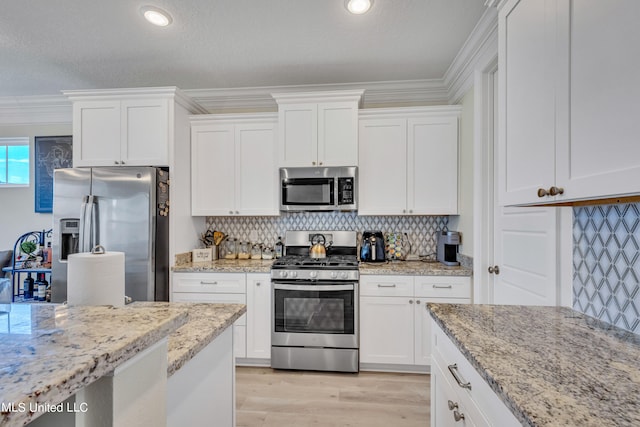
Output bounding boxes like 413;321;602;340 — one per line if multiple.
492;206;558;305
488;69;559;306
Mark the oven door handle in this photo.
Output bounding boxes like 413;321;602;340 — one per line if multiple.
273;283;354;292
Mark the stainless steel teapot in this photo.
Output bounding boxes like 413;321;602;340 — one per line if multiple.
309;233;332;259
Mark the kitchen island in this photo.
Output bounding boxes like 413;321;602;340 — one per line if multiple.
427;303;640;426
0;301;245;427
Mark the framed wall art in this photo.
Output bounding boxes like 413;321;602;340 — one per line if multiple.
34;135;72;213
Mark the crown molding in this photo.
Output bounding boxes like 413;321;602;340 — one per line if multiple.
443;7;498;104
184;79;449;113
0;95;71;125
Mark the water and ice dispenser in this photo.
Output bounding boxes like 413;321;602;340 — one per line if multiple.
59;219;80;261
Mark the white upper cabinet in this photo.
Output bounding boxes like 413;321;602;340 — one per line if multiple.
65;87;203;167
191;114;278;216
272;91;363;167
498;0;640;206
358;107;460;215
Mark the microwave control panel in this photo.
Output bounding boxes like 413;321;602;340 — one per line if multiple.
337;177;354;205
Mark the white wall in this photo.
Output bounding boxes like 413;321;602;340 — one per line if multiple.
449;88;474;256
0;124;71;251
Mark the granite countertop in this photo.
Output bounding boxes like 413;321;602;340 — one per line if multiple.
174;259;472;276
359;260;472;276
130;302;246;376
427;303;640;426
0;303;188;427
173;259;273;273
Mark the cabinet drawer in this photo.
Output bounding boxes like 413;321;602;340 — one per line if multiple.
173;273;246;294
359;275;414;297
432;321;519;426
415;276;470;299
171;292;246;326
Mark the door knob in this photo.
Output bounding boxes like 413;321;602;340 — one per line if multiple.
488;265;500;275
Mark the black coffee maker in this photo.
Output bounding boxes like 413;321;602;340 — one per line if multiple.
360;231;386;262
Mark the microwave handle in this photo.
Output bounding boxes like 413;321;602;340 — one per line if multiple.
273;284;354;292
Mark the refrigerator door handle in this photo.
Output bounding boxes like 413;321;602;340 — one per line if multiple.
90;195;99;250
80;195;96;252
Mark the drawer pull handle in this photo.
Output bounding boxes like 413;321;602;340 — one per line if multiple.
377;284;397;288
433;285;452;289
447;364;472;390
200;281;218;285
453;409;465;422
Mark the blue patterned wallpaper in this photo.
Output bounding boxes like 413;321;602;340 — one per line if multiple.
205;212;449;257
573;203;640;333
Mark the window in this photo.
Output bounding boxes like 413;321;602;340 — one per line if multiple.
0;137;29;185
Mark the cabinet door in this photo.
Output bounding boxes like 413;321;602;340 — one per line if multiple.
73;100;121;167
360;296;414;365
121;99;169;166
414;297;469;367
358;118;408;215
555;0;640;201
191;124;236;215
278;103;317;166
408;116;459;214
317;102;358;166
498;0;557;205
245;273;271;359
235;122;278;215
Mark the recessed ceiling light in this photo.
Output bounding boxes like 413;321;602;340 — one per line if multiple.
345;0;373;15
140;6;173;27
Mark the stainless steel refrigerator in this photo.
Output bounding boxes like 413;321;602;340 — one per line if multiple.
51;167;169;303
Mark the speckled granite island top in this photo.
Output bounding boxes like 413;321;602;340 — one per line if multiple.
427;303;640;426
0;303;188;427
174;259;472;276
130;302;246;376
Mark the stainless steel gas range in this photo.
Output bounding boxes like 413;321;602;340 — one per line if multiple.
271;230;359;373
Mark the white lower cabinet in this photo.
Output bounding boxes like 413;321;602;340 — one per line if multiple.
431;320;519;426
245;273;272;359
359;275;471;370
172;272;271;364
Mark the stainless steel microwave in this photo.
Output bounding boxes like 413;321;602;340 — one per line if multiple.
280;166;357;212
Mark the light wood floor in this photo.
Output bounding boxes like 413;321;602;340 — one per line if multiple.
236;367;430;427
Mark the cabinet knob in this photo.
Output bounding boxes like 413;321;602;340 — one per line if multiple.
453;410;465;422
403;209;407;213
488;265;500;275
447;400;458;411
537;188;549;197
256;282;261;286
120;160;125;165
549;186;564;196
114;160;119;165
319;162;323;165
409;299;414;304
229;210;233;215
409;209;413;214
235;211;240;215
312;161;316;166
416;300;421;304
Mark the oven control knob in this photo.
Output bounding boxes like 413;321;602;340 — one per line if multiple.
340;272;348;279
309;271;318;279
330;271;338;279
280;271;288;278
291;271;298;278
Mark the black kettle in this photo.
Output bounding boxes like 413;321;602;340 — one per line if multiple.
360;231;386;262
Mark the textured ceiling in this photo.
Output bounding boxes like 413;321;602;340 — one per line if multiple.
0;0;488;97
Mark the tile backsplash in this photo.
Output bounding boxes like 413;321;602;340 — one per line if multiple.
205;212;449;257
573;203;640;333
